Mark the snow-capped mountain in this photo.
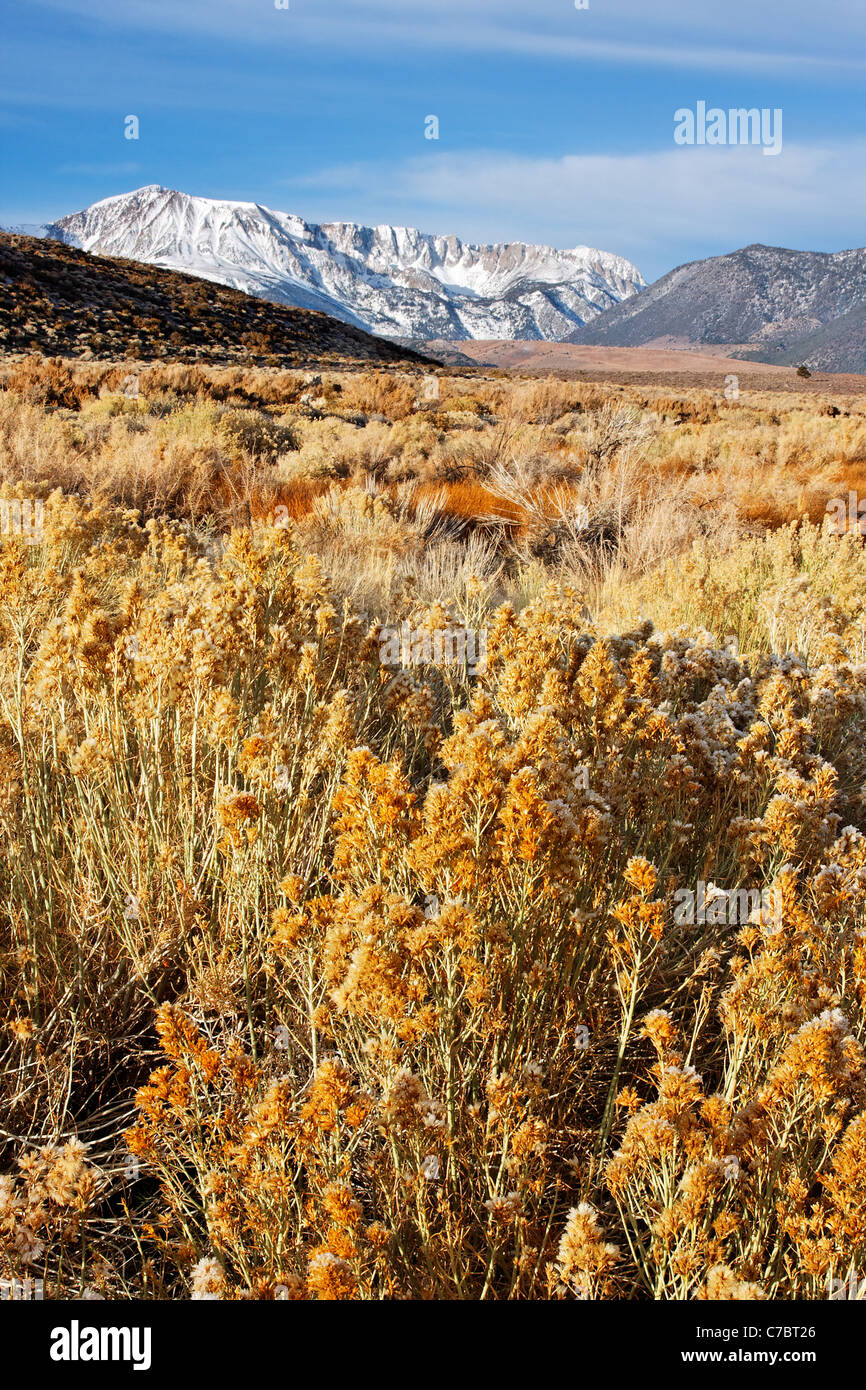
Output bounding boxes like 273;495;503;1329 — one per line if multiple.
43;185;645;342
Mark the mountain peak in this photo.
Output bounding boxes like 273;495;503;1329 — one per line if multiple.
572;239;866;373
44;185;645;342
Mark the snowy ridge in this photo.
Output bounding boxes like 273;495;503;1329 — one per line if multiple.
44;185;646;342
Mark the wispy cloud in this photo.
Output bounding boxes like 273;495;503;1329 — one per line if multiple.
282;139;866;278
6;0;866;273
24;0;866;74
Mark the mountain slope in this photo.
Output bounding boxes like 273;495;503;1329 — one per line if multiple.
572;243;866;371
44;185;645;342
737;298;866;374
0;232;432;368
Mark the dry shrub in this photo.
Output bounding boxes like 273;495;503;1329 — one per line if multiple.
3;499;866;1300
256;476;334;523
337;370;418;420
422;478;511;523
6;370;866;1301
217;408;297;463
574;400;657;471
6;355;89;409
501;376;581;425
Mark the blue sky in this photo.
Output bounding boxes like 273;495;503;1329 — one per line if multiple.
2;0;865;281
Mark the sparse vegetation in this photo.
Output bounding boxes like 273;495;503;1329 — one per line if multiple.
0;234;431;369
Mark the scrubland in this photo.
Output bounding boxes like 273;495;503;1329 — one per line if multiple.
3;355;866;1300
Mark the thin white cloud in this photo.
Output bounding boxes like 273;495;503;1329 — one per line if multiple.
281;139;866;277
22;0;866;74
